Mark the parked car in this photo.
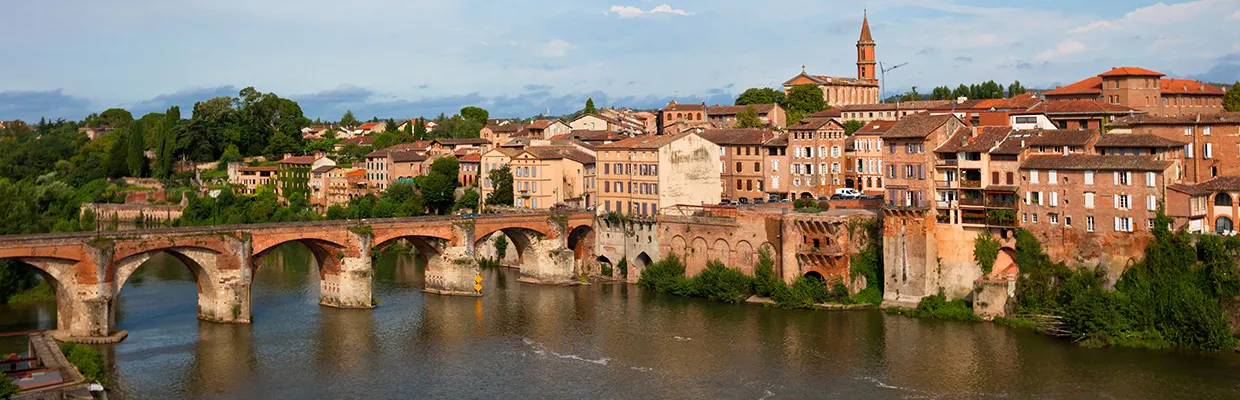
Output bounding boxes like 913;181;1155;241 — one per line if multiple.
738;198;750;204
459;213;477;219
719;200;732;206
834;188;863;198
753;198;766;204
780;198;793;203
829;194;845;200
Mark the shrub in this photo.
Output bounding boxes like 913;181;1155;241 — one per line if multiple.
773;276;830;309
973;232;1000;276
891;291;980;322
848;286;883;306
793;198;815;209
60;342;106;383
753;249;780;297
638;254;688;294
691;261;754;303
600;262;614;277
617;258;628;279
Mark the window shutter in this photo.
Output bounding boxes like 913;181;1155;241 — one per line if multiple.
1051;192;1058;207
1115;217;1120;232
1186;144;1194;159
1025;191;1031;205
1206;143;1213;159
1125;172;1132;185
1049;170;1057;184
1114;195;1120;209
1085;171;1094;185
1147;172;1155;187
1113;172;1119;185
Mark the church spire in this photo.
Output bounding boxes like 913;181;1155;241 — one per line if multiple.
859;10;873;42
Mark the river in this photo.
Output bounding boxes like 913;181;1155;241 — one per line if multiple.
2;243;1239;399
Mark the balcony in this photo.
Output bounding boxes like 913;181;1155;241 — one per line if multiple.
959;197;985;207
935;159;958;167
986;198;1018;209
935;180;958;189
960;180;982;188
519;190;531;198
962;215;988;226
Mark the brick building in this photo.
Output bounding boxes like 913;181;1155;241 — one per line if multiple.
660;101;708;133
1043;67;1225;116
705;104;787;129
595;132;721;216
761;134;791;201
1108;113;1240;184
839;101;952;124
853;120;893;194
787;118;849;198
882;114;967;207
696;128;774;203
783;14;879;107
509;146;596;209
1167;177;1240;234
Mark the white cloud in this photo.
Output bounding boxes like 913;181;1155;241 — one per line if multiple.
605;4;692;18
1228;10;1240;20
1069;21;1111;34
541;39;573;57
1035;39;1087;61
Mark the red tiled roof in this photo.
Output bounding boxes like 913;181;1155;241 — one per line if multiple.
1020;154;1172;172
1023;99;1138;115
357;122;382;130
345;169;367;178
882;113;959;139
458;153;482;162
339;136;376;146
973;94;1041;110
763;134;788;147
854;120;897;135
706;104;778;115
1098;67;1165;77
486;124;526;133
1110;112;1240;126
522;146;596;164
664;102;706;112
808;109;842;118
936;127;1014;153
860;13;873;42
789;117;843;131
1170;176;1240;196
844;100;952;112
1094;134;1187;148
278;155;316;165
1044;77;1103;96
435;138;491;146
1012;128;1099;147
311;165;336;174
1160;79;1226;95
389;151;427;163
596;131;694;150
695;128;773;145
238;165;278;173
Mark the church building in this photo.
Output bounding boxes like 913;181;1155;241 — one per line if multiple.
783;13;880;107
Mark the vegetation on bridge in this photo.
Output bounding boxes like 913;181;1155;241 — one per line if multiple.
60;342;106;384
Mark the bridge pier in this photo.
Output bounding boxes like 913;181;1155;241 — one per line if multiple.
518;218;575;284
319;231;374;308
424;222;481;296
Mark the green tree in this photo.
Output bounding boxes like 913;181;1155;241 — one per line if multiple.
583;98;598;115
485;165;514;207
899;86;921;102
1007;80;1027;97
842;120;864;136
413;118;428;140
930;86;953;100
460;106;489;125
951;84;970;99
454;189;479;211
125;120;149;177
1;374;20;398
339;110;360;128
784;84;828;124
417;157;460;214
733;106;764;128
735;87;786;106
974;232;1001;275
326;204;346;220
495;235;508;260
98;108;133;128
1224;82;1240;112
105;129;130;178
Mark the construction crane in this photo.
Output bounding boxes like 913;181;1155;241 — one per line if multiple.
879;62;909;103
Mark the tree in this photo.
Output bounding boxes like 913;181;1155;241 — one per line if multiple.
340;110;360;128
125;120;149;177
418;157;460;214
735;87;786;106
454;189;479;211
1224;82;1240;112
105;129;130;178
495;235;508;260
899;86;921;102
951;84;970;100
486;165;514;207
843;120;864;136
413;118;428;140
1007;80;1027;97
930;86;953;100
784;84;828;124
98;108;133;128
460;107;489;125
733;106;765;129
583;98;598;115
1;374;19;399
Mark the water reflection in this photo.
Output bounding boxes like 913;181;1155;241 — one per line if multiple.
1;242;1239;399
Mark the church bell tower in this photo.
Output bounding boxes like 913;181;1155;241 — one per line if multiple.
857;11;877;84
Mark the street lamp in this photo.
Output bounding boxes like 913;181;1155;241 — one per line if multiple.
879;61;909;103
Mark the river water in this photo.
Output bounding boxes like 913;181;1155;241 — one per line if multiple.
2;244;1239;399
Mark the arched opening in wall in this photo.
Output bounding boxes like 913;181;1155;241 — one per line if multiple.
114;249;221;330
634;252;653;271
567;225;596;265
1215;193;1232;207
803;271;826;282
1216;216;1234;234
800;192;815;200
0;259;69;332
474;227;542;265
372;235;447;289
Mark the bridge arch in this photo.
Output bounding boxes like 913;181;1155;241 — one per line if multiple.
374;235;449;264
688;237;709;276
710;239;731;266
473;227;544;264
669;235;688;259
0;256;82;332
567;225;595;264
251;238;349;279
112;246;231;324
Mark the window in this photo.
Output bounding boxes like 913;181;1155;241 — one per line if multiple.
1205;126;1212;136
1205;143;1214;159
1032;213;1039;223
1022;213;1028;223
1087;216;1096;232
1050;192;1059;207
1147;195;1157;211
1084;192;1095;209
1050;214;1059;225
1216;216;1234;234
992;171;1000;185
736;162;742;173
1117;194;1131;210
1186;144;1194;159
1030;170;1040;184
1216;193;1233;206
1185;126;1192;136
1006;172;1014;185
1146;172;1156;187
1115;171;1131;185
1085;171;1094;185
1115;217;1133;232
1065;216;1072;227
755;162;761;172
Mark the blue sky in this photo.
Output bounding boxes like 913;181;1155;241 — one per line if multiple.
1;0;1238;121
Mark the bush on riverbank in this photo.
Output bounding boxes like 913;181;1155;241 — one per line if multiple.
848;218;884;306
638;255;755;303
59;342;105;383
1014;212;1240;351
887;291;980;322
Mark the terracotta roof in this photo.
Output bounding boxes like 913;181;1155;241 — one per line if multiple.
278;155;316;165
706;104;778;116
789;117;843;131
345;169;367;178
1098;67;1165;77
841;100;952;112
854;120;897;135
238;165;278;173
1024;100;1138;115
695;128;773;145
882;113;958;139
1160;79;1226;95
553;130;626;142
338;136;376;146
596;132;694;150
808;109;842;118
1044;77;1103;96
1021;154;1171;171
484;148;524;158
311;165;336;174
973;94;1041;110
435;138;491;146
357;122;382;130
1110;112;1240;126
573;113;621;125
365;149;389;158
387;141;434;152
458;153;482;162
936;127;1014;153
389;151;427;163
522;146;595;164
1094;134;1187;148
486;124;526;133
763;134;789;147
784;72;877;87
664;102;705;112
1009;128;1098;147
526;120;558;130
1170;176;1240;196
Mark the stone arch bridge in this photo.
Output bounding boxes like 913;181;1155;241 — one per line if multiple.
0;212;594;342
